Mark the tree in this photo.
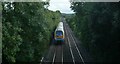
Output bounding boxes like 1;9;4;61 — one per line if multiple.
2;2;60;63
68;2;120;62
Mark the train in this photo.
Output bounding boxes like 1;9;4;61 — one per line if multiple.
54;22;65;43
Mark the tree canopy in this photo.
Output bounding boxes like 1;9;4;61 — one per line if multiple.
2;2;61;63
67;2;120;62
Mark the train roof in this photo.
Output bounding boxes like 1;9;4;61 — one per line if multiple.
55;22;64;31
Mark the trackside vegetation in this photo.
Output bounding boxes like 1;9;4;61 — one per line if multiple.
66;2;120;62
2;2;60;63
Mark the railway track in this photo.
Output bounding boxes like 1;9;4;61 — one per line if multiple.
64;22;85;64
41;21;92;64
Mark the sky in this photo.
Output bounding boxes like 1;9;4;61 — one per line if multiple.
48;0;75;14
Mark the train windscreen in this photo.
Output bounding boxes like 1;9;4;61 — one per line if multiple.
56;31;63;36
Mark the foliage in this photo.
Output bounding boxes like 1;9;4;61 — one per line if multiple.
2;2;60;63
67;2;120;62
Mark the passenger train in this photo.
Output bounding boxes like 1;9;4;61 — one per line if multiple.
54;22;65;43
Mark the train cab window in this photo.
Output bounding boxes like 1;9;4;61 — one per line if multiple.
56;31;63;36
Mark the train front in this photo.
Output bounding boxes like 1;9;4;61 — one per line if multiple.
54;22;64;44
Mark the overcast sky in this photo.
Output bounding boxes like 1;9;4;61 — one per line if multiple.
48;0;75;14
